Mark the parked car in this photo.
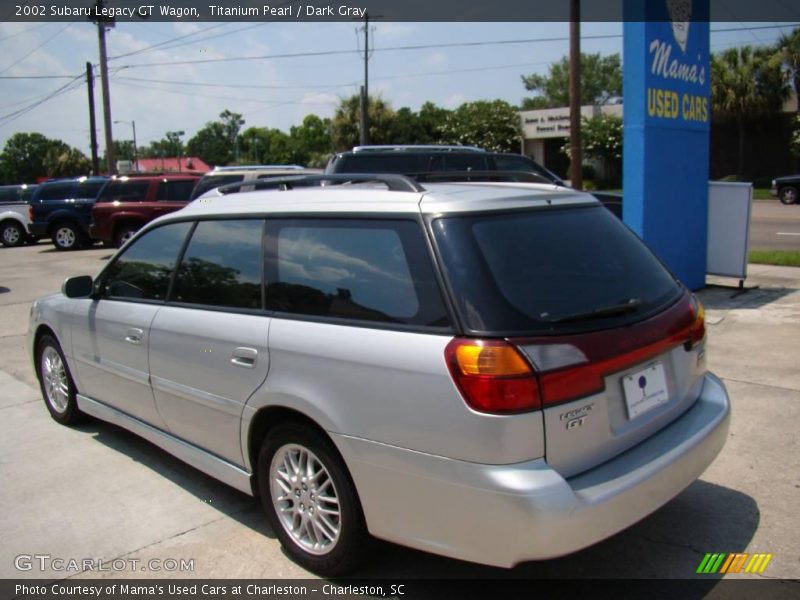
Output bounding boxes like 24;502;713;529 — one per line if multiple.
28;177;108;250
90;175;200;247
325;145;624;215
0;184;38;247
30;174;729;576
189;165;322;201
771;175;799;204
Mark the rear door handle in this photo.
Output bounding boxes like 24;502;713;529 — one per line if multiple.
231;347;257;368
125;328;143;345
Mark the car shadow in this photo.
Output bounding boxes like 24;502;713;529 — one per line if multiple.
351;479;758;581
73;418;275;539
698;284;796;311
0;286;9;294
73;417;758;584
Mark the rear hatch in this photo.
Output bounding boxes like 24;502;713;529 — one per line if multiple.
431;204;707;477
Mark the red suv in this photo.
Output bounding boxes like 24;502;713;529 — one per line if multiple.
90;175;200;247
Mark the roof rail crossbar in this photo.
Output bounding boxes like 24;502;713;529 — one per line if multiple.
213;173;426;195
211;164;305;172
351;144;486;153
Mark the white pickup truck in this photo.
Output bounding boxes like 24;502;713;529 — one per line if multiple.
0;184;38;247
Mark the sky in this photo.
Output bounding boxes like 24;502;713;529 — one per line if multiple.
0;19;796;156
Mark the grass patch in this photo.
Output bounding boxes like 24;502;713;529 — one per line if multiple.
749;250;800;267
753;188;774;200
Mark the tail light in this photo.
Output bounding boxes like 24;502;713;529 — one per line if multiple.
687;294;706;349
446;292;703;412
444;339;540;413
28;205;34;221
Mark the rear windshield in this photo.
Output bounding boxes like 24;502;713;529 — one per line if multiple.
431;205;682;335
190;174;245;200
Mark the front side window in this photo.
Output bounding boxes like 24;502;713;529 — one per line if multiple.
101;222;192;301
172;219;263;309
265;219;448;327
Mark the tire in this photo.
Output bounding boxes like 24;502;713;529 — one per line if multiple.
257;423;368;576
114;225;139;248
51;222;85;251
779;186;798;205
36;334;84;425
0;219;26;247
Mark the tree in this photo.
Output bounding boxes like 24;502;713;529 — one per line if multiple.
238;126;292;164
145;131;185;158
185;109;245;167
561;114;622;185
417;102;451;142
0;133;92;183
711;45;790;177
331;94;395;150
438;100;521;152
289;114;332;166
521;53;622;109
44;145;91;178
775;27;800;113
791;115;800;157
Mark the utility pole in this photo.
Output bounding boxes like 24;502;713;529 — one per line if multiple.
85;62;99;175
569;0;583;190
360;13;370;145
92;1;116;175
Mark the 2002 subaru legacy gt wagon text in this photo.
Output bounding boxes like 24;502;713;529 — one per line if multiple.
29;174;730;575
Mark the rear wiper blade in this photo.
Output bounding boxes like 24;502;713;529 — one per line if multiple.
544;298;641;324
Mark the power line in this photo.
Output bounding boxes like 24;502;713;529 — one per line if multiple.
0;75;84;126
0;23;74;76
106;22;231;61
112;76;355;90
0;21;53;43
112;24;797;70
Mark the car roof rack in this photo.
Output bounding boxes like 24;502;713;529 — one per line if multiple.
351;145;486;153
211;165;306;172
213;173;426;195
409;170;556;185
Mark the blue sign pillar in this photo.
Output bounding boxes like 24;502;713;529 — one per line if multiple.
623;1;711;290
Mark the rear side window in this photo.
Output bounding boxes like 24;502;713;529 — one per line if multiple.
432;206;682;335
172;220;263;309
156;179;197;201
101;222;192;301
97;180;150;203
190;174;244;200
441;155;489;171
0;188;15;202
337;154;423;174
264;219;449;328
37;183;73;201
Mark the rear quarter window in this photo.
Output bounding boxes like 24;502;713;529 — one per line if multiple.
264;218;449;328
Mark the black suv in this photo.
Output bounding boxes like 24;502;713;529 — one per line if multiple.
29;177;108;250
326;145;564;183
325;145;623;217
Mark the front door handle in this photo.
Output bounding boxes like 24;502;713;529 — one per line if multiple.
125;328;143;345
231;347;257;368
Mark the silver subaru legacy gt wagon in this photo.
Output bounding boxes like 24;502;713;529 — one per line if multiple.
29;174;730;575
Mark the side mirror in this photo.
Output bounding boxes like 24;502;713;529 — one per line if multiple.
62;275;94;299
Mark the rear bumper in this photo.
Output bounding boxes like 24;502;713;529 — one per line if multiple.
334;372;730;568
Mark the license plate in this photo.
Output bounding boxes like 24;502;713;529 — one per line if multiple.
622;363;669;419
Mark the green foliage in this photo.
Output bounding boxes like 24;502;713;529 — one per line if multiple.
331;94;395;150
775;27;800;112
0;132;89;183
238;127;293;164
438;100;521;152
185;109;246;167
521;53;622;109
289;114;332;166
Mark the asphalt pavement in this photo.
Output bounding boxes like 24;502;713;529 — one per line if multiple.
748;200;800;251
0;242;798;585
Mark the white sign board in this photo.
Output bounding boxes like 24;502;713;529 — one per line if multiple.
707;181;752;280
